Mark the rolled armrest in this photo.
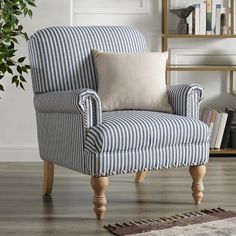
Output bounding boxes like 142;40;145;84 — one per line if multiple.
34;89;102;128
167;84;204;119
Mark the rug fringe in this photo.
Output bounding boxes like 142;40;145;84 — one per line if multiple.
104;208;236;236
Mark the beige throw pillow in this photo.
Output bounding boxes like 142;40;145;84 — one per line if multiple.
93;50;173;113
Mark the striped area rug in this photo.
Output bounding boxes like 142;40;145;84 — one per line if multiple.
104;208;236;236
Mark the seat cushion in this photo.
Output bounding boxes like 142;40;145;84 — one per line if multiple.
85;110;209;154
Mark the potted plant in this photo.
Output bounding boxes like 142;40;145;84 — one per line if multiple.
0;0;36;93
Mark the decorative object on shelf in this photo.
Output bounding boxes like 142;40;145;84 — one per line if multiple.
170;6;195;34
221;10;228;35
0;0;36;95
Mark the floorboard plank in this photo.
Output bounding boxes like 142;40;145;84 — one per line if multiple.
0;158;235;235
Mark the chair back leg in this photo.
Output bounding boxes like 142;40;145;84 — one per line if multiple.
43;160;54;195
189;165;206;205
135;171;147;183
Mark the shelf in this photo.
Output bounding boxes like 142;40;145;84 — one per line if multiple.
210;149;236;155
161;0;236;156
167;65;236;72
163;34;236;39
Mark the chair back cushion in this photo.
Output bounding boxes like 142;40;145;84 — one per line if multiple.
28;26;147;94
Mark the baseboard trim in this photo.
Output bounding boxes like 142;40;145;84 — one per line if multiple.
0;146;42;162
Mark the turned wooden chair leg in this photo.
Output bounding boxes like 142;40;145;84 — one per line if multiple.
135;171;147;183
43;160;54;196
90;177;109;220
189;165;206;205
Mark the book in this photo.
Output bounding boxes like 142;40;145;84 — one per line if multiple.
230;127;236;148
215;4;222;35
200;1;207;35
211;0;221;34
193;4;200;35
221;108;235;148
209;109;218;139
228;0;231;34
201;108;213;126
206;0;213;35
211;0;216;33
192;6;196;34
201;108;218;143
210;111;222;148
214;112;228;149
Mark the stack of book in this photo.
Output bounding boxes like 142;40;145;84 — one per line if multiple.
187;0;231;35
201;108;235;149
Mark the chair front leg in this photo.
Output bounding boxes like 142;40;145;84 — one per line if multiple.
43;160;54;195
135;171;147;183
90;177;109;220
189;165;206;205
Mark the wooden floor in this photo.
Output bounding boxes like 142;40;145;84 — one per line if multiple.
0;158;235;235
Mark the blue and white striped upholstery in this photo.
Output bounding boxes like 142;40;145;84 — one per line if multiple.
167;84;204;119
29;26;209;177
34;89;102;129
84;111;209;176
86;111;208;153
29;26;146;93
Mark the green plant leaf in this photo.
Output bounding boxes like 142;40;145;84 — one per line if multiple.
21;66;28;73
23;32;29;41
11;31;18;37
15;80;19;87
15;11;23;15
12;75;18;84
0;65;7;74
9;42;14;50
7;67;13;74
18;25;23;31
17;65;22;74
23;8;28;16
12;5;19;10
0;84;4;91
20;75;27;82
11;38;19;44
7;60;14;66
28;1;36;7
18;57;26;63
20;82;25;90
0;0;36;94
28;9;33;17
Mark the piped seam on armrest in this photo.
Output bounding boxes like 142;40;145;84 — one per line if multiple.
34;89;102;128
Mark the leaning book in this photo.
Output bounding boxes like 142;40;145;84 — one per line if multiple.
214;112;228;149
210;111;222;149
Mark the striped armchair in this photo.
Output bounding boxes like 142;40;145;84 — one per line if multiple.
29;26;209;220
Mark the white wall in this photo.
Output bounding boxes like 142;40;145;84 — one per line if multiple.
0;0;70;161
0;0;235;161
72;0;162;51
